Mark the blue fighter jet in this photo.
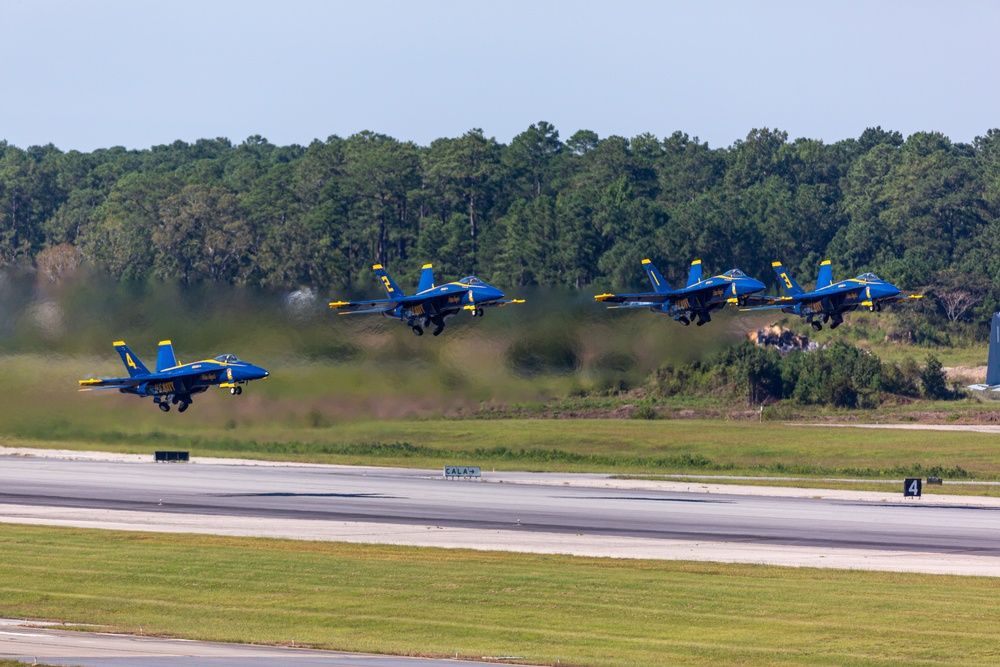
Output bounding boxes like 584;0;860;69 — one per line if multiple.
743;260;923;331
78;340;269;412
329;263;524;336
594;259;767;326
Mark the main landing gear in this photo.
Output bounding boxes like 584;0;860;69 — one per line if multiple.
409;316;445;336
156;396;192;412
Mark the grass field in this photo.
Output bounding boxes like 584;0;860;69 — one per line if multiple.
1;524;999;666
3;416;998;481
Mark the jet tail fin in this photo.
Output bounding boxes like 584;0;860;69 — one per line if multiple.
417;263;435;292
113;341;150;377
372;264;405;298
156;340;178;372
988;313;1000;386
771;261;805;296
816;260;833;289
686;260;703;287
641;259;672;293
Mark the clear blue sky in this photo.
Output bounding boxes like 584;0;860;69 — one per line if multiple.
1;0;997;151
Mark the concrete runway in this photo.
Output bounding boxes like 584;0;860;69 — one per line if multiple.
5;447;1000;665
2;449;1000;572
0;619;491;667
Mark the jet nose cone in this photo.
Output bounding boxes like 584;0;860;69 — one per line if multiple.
479;286;504;302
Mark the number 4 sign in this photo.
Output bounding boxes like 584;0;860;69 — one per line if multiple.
903;478;922;498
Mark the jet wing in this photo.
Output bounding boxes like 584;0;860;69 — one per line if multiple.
739;294;794;310
594;292;672;305
329;299;400;314
78;377;142;391
463;298;526;310
862;293;924;307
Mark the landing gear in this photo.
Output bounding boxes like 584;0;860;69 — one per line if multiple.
677;316;690;326
177;401;190;413
871;303;882;313
411;325;424;336
472;307;484;317
696;319;706;327
158;402;170;413
830;320;840;330
432;325;444;336
430;316;445;336
229;386;243;395
811;321;822;331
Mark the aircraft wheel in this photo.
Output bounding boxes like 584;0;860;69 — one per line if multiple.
412;325;424;336
476;307;484;317
230;387;237;395
158;403;170;413
235;386;243;395
696;320;706;327
432;326;444;336
830;321;841;330
875;303;882;312
177;402;189;413
678;317;690;326
811;321;822;332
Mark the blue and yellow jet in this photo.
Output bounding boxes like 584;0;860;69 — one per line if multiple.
78;340;269;412
594;259;766;326
329;263;524;336
744;260;923;331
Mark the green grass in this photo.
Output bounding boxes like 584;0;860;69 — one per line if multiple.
6;348;1000;486
2;524;1000;666
4;418;999;481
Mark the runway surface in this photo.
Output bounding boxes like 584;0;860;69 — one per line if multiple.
2;448;1000;575
5;447;1000;665
0;618;490;667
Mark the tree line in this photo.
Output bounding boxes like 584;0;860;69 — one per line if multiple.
2;123;1000;324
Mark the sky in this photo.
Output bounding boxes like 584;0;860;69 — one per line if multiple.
1;0;998;152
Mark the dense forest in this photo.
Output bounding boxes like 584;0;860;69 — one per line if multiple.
1;123;999;325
